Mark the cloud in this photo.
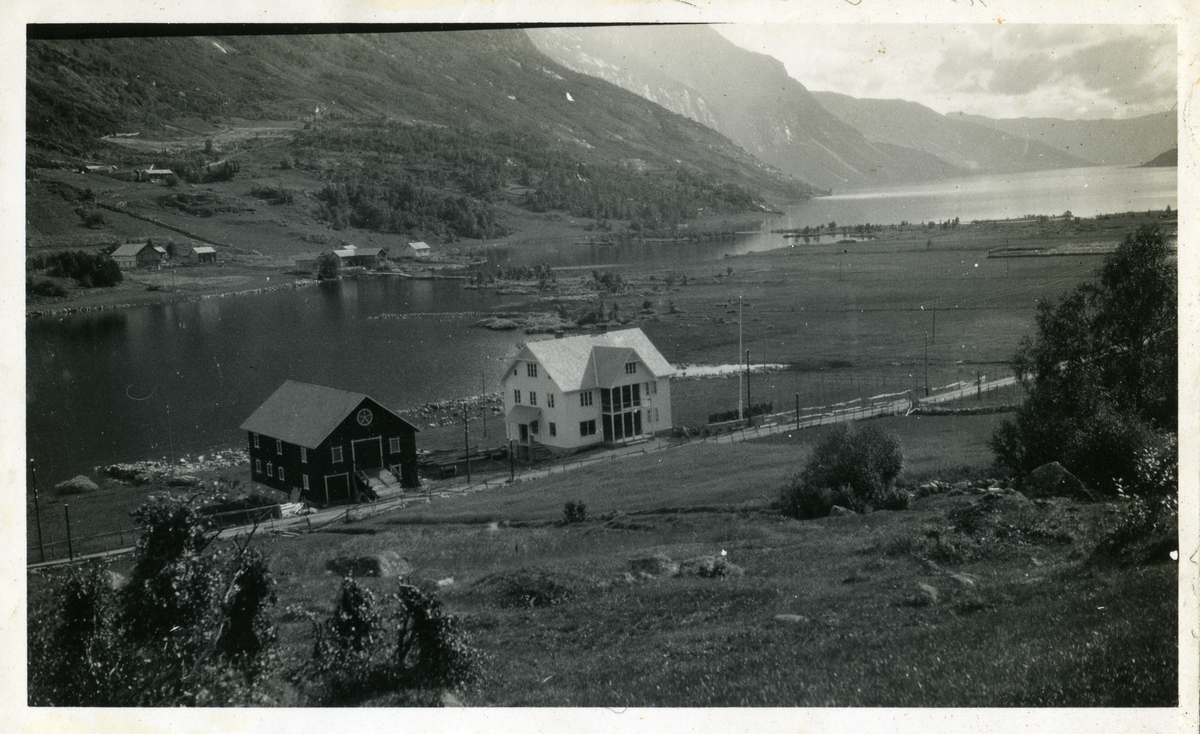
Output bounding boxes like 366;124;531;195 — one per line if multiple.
716;24;1176;120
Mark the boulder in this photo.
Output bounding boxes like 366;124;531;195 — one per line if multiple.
677;554;744;578
628;553;678;577
55;475;98;494
828;505;857;517
326;551;412;579
1022;462;1095;501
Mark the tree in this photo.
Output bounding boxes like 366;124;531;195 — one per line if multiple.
316;252;341;280
991;225;1176;494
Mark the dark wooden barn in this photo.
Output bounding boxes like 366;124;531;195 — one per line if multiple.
239;380;419;505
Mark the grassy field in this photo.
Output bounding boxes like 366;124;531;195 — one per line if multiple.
28;411;1178;707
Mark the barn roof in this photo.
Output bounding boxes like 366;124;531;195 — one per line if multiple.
111;243;151;257
510;328;674;392
239;380;417;449
191;246;216;255
408;241;430;250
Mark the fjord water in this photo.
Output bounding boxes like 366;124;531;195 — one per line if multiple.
26;165;1176;484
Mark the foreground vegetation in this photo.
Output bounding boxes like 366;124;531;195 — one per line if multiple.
27;410;1177;707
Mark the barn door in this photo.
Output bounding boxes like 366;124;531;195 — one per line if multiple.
352;437;383;471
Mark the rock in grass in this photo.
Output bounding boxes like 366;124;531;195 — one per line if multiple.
628;553;679;577
828;505;857;517
55;475;99;494
1021;462;1096;501
677;554;745;578
326;551;411;579
917;582;939;604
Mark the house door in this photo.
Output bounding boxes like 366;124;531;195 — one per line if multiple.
519;424;529;444
352;437;383;471
325;473;350;504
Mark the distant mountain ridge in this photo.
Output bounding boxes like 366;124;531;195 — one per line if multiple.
951;111;1176;166
528;26;963;191
27;31;818;210
811;92;1090;174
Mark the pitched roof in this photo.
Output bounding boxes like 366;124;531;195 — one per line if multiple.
191;246;216;255
506;405;543;424
513;328;674;392
111;243;150;258
408;241;430;250
239;380;417;449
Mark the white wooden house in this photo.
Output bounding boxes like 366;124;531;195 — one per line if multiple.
501;328;673;456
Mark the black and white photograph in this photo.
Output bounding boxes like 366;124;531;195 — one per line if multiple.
8;0;1197;730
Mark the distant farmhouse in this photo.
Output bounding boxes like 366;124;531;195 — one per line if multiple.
334;245;388;268
404;241;431;259
187;245;217;264
240;380;420;505
501;328;673;457
110;242;168;269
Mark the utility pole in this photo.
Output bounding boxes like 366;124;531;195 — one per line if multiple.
737;295;744;422
166;401;174;467
924;333;930;397
64;504;74;562
464;409;471;485
30;459;44;563
481;368;487;438
931;308;936;344
795;393;800;430
508;438;515;483
745;349;752;427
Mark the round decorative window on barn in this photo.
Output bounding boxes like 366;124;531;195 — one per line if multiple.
357;408;373;426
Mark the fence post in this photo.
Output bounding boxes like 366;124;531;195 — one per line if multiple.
64;504;74;562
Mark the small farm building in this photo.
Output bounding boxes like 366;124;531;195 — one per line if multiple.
240;380;420;505
404;241;431;259
501;328;673;457
332;246;388;268
111;242;167;269
188;246;217;264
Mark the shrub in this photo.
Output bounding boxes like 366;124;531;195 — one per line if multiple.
316;252;341;280
27;277;67;298
871;484;911;512
311;578;483;704
778;477;832;519
563;500;588;523
805;424;902;505
28;494;279;706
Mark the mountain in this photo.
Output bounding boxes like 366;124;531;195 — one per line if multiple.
953;111;1176;167
811;92;1090;175
27;31;817;224
1140;147;1177;167
527;26;963;191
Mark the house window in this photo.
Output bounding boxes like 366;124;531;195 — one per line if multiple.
579;419;597;436
276;439;283;455
253;433;260;449
332;446;344;463
266;462;273;478
651;381;658;394
513;367;518;376
255;459;262;474
301;447;307;463
390;437;401;454
303;474;310;491
580;391;593;407
529;391;537;406
549;422;557;436
278;466;285;482
547;393;555;408
527;363;538;377
514;389;522;404
625;362;637;374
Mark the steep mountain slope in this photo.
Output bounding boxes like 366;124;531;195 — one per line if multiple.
954;111;1176;167
27;31;816;208
527;25;962;191
1140;147;1177;167
812;92;1089;174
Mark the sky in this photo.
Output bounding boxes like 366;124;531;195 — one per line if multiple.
716;24;1176;121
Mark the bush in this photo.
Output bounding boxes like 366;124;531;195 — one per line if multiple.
311;578;483;704
563;500;588;523
28;494;278;706
778;478;833;519
27;277;67;298
779;425;905;518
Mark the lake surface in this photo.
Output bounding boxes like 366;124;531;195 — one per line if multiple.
26;164;1176;484
489;165;1176;267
